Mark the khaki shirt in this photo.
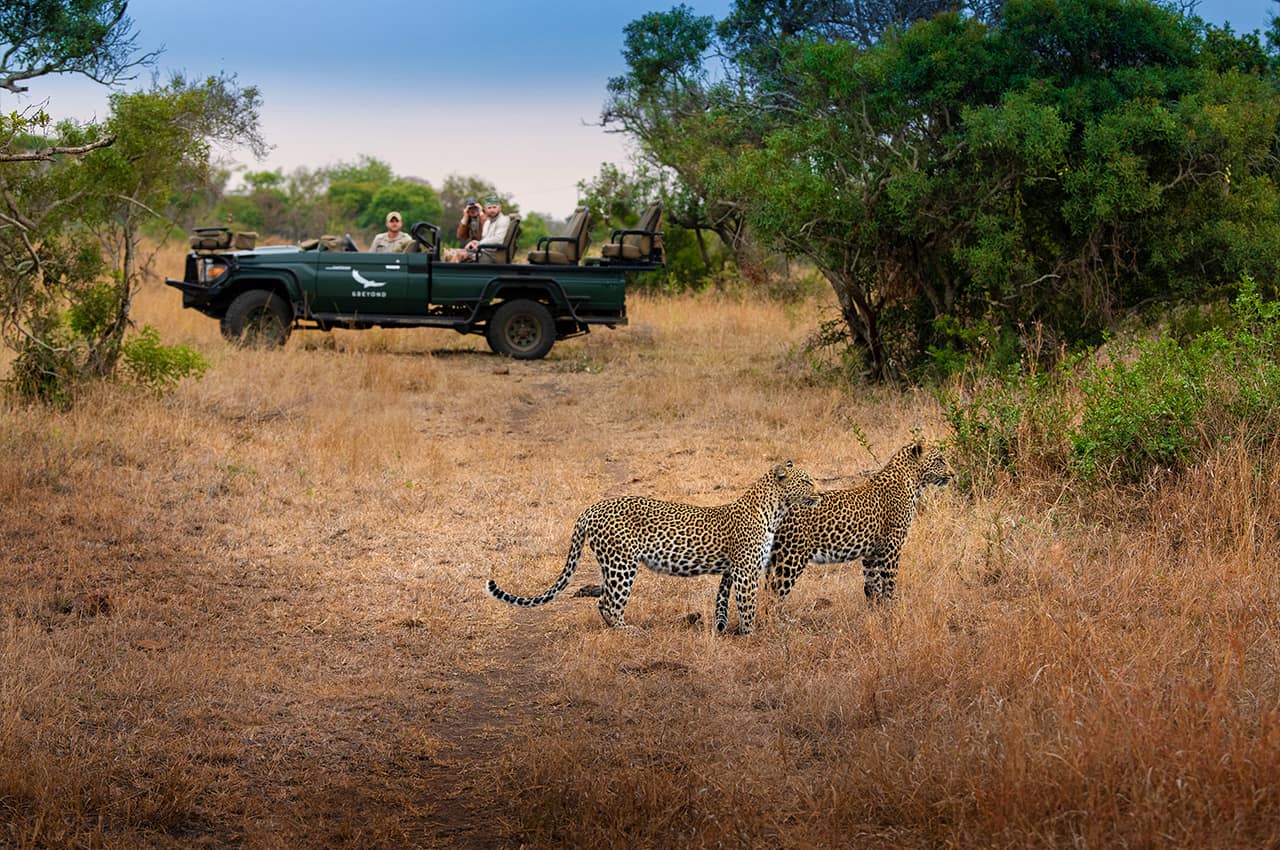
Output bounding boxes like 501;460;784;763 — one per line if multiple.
370;230;413;253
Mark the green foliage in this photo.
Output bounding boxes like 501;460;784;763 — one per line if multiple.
942;277;1280;492
218;194;265;231
66;281;120;338
207;162;514;245
1072;277;1280;483
578;162;661;239
613;0;1280;379
5;315;207;406
5;316;79;408
925;315;1023;381
578;161;729;291
359;180;443;230
1070;336;1213;482
120;325;208;396
615;4;714;90
0;0;156;96
2;70;262;407
519;211;551;253
325;156;395;227
940;358;1077;491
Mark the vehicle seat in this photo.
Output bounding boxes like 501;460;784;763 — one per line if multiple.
189;227;231;251
600;201;662;262
298;234;346;251
527;207;590;265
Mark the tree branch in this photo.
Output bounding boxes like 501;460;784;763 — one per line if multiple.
0;134;116;163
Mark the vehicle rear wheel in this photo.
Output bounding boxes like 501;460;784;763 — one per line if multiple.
486;299;555;359
221;290;292;347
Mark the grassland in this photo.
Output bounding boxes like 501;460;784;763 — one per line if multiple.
1;243;1277;848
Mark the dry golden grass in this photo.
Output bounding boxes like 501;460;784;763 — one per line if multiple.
1;242;1277;848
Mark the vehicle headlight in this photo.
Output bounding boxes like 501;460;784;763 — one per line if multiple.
201;260;228;283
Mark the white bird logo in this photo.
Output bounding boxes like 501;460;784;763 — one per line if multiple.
351;269;386;289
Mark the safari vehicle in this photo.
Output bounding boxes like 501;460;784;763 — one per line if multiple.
165;204;663;359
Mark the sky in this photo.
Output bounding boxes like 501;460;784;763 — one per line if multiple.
6;0;1274;221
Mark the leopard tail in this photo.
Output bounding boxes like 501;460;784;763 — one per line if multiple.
486;516;588;608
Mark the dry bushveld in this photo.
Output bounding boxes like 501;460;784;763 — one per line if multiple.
2;243;1278;849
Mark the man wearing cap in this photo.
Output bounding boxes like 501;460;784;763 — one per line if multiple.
371;211;413;253
464;196;510;263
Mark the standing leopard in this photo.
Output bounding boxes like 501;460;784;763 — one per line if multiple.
767;442;951;603
486;462;818;634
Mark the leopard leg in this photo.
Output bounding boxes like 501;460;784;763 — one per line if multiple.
863;549;901;603
767;554;808;600
862;556;884;603
597;563;638;627
714;572;733;633
766;525;808;600
880;550;902;601
732;563;764;636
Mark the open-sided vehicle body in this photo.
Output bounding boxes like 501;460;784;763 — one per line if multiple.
165;213;662;359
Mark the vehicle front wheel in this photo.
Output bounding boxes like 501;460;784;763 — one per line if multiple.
220;290;293;347
486;299;555;359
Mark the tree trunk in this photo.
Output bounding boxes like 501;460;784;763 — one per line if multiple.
825;268;887;381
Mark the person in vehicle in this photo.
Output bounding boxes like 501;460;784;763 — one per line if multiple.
457;197;484;244
370;211;412;253
465;196;510;263
442;198;485;261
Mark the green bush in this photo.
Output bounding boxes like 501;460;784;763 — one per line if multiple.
6;317;80;409
942;276;1280;491
939;361;1075;491
120;325;209;396
6;314;208;406
1071;278;1280;483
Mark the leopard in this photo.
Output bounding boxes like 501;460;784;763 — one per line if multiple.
766;442;951;604
486;461;819;635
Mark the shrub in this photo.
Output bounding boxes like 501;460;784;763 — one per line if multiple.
120;325;209;396
6;317;80;409
6;314;208;406
1071;277;1280;484
942;276;1280;491
939;360;1076;491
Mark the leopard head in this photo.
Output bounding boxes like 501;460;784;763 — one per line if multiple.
906;441;952;488
772;460;820;511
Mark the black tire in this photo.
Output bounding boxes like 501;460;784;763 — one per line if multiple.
220;290;292;347
486;299;555;359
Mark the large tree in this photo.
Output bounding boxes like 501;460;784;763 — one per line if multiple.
633;0;1279;380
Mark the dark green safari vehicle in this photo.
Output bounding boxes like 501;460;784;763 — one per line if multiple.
165;205;662;359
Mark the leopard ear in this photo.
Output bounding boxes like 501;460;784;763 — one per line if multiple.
910;443;924;458
774;463;790;480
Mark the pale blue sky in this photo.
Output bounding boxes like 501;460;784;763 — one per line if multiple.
1196;0;1273;33
7;0;1274;219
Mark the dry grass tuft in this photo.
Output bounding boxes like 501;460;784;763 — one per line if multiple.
1;251;1277;848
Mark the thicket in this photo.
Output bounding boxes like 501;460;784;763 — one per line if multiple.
942;277;1280;491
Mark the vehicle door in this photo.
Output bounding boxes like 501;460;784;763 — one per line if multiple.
311;251;413;315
